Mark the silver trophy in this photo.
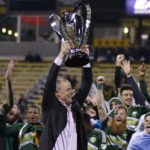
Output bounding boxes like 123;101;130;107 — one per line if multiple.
49;3;91;67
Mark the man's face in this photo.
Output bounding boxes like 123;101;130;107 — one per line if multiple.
7;104;20;123
120;90;133;108
111;108;127;134
110;102;120;110
26;107;39;124
114;108;127;126
56;80;73;106
144;115;150;134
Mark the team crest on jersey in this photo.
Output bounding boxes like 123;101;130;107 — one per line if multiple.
101;144;107;149
90;137;96;143
123;133;127;139
132;111;138;117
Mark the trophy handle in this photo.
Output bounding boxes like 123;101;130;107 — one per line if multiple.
82;4;91;46
70;3;91;47
49;14;71;41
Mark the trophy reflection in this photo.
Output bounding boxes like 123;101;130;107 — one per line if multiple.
49;3;91;67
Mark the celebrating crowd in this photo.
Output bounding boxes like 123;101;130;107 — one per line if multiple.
0;41;150;150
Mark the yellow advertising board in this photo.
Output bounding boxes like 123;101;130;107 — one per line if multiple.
0;6;6;14
93;39;131;47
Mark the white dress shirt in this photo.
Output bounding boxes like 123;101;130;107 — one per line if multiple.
53;100;77;150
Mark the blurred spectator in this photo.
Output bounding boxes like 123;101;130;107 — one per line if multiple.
24;52;34;62
24;52;42;63
7;104;22;124
17;94;28;119
135;114;145;132
1;104;43;150
127;112;150;150
89;46;98;64
89;82;97;98
0;83;2;92
0;104;23;150
103;82;117;100
26;29;36;41
109;97;122;110
83;113;105;150
66;74;77;89
86;105;97;120
82;94;93;113
105;49;114;63
0;60;17;150
34;53;42;62
71;75;77;88
66;73;72;83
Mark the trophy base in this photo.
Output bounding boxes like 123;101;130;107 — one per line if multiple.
65;50;90;67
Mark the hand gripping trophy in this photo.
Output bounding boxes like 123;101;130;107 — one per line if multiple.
49;2;91;67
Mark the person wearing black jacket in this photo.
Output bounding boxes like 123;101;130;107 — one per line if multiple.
39;41;93;150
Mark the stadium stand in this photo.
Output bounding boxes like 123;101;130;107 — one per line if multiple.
1;58;150;110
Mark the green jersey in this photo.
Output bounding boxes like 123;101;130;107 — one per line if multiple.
88;128;107;150
18;123;44;150
0;115;23;150
104;127;127;150
101;119;128;150
0;116;44;150
140;80;150;103
5;123;24;150
127;106;150;131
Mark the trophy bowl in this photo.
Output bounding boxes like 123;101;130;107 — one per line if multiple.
65;48;90;67
49;3;91;67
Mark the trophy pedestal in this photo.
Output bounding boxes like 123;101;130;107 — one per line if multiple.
65;49;90;67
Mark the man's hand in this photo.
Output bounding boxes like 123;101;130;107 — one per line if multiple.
138;63;146;80
58;41;74;59
121;60;132;77
116;54;125;66
97;76;105;85
5;60;15;80
80;45;89;56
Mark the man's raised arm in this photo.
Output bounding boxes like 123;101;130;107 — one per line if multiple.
73;45;93;106
95;76;107;123
0;60;14;116
42;41;73;120
121;60;146;106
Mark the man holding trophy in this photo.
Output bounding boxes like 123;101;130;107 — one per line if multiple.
39;3;93;150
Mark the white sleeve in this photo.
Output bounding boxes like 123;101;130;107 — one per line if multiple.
135;114;145;132
54;57;63;66
127;132;143;150
82;63;91;68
